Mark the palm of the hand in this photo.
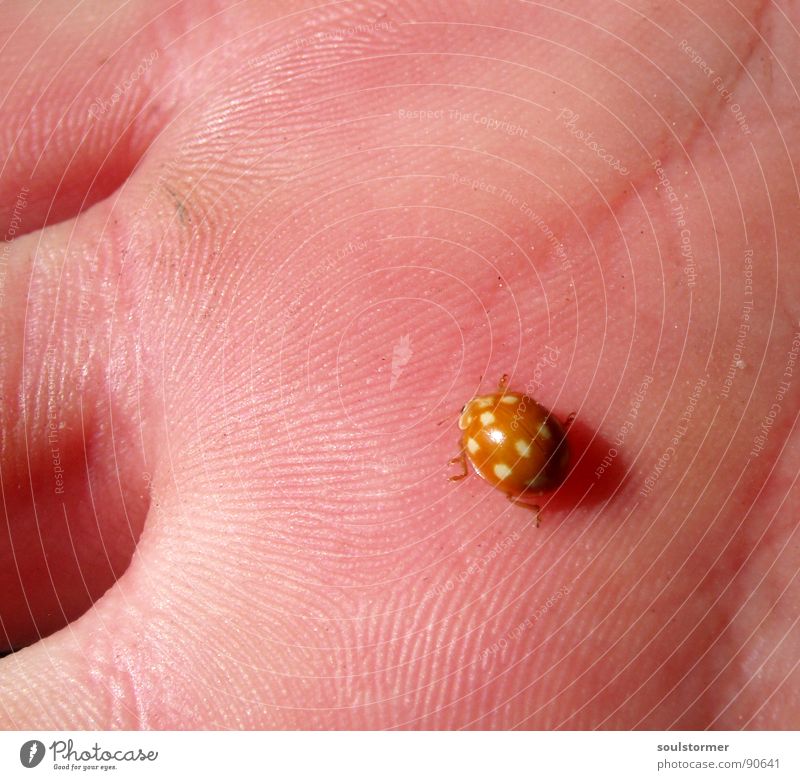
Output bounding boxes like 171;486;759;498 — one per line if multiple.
1;0;798;728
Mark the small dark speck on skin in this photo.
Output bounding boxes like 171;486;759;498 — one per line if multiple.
163;184;187;224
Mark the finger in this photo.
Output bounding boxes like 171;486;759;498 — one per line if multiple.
0;0;191;235
0;0;196;651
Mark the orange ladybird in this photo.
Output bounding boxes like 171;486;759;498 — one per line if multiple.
449;375;571;525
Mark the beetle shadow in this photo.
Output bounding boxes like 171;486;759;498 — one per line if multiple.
542;416;628;517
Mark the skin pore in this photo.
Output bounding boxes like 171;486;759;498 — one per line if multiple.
0;0;798;728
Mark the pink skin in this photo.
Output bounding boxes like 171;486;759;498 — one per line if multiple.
1;0;799;729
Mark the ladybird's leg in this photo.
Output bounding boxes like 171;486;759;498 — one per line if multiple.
497;373;509;392
448;451;469;481
506;494;542;527
564;412;577;430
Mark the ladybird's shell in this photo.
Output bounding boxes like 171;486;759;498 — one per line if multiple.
459;391;569;495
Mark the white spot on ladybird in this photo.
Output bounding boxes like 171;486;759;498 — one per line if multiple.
480;411;495;426
467;437;480;454
515;438;532;457
501;395;520;404
537;422;552;440
493;463;512;480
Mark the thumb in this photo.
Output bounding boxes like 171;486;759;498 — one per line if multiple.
0;0;204;657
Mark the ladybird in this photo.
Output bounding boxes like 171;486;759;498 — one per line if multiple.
449;375;571;525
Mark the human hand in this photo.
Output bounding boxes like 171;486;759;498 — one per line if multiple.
1;0;798;728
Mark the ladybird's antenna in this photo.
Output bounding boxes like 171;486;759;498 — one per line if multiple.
437;403;466;426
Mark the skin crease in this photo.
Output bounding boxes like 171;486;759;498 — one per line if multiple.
0;0;799;729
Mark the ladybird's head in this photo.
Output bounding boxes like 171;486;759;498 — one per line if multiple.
457;398;477;430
